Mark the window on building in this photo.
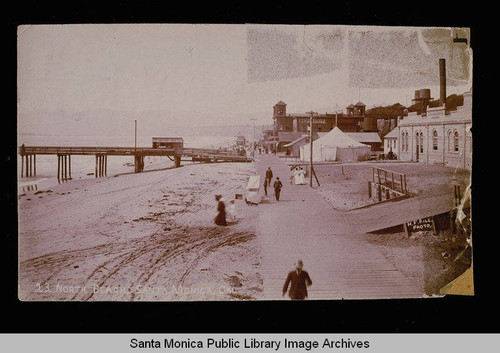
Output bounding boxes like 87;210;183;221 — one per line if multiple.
447;130;452;152
433;130;438;151
417;131;424;153
454;130;459;152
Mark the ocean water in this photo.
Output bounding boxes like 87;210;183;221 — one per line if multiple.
17;134;238;192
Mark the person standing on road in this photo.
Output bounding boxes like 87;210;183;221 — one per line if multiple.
273;177;283;201
282;260;312;300
263;177;268;196
265;167;273;187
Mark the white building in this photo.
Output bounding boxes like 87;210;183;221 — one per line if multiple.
397;91;472;170
383;128;399;156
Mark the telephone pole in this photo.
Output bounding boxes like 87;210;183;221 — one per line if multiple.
134;120;137;152
306;111;318;187
250;118;257;157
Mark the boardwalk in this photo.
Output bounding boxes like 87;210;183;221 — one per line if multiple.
254;154;424;300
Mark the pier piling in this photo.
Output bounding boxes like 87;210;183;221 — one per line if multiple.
95;154;108;177
57;154;72;181
21;154;37;178
134;155;144;173
174;155;181;168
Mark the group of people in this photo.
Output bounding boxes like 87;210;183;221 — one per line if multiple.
263;167;283;201
290;166;306;185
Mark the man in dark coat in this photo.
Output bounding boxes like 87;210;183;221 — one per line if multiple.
282;260;312;300
265;167;273;187
273;177;283;201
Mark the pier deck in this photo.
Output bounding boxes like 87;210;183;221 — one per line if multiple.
18;145;252;179
19;145;251;159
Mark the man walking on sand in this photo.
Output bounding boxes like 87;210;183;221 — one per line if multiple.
265;167;273;187
282;260;312;300
273;177;283;201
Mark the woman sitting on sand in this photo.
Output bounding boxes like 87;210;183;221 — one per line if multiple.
214;194;227;226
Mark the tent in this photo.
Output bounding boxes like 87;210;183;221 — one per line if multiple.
245;175;261;205
300;127;371;162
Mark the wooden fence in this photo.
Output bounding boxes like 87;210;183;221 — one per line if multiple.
369;167;409;202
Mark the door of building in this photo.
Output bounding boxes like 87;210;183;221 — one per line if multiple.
415;132;420;162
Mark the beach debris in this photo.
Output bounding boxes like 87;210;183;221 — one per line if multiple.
227;275;243;287
229;293;253;300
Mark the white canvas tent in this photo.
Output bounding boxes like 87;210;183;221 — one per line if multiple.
300;127;371;162
245;175;261;204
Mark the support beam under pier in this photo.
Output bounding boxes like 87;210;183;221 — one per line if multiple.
20;154;37;178
57;154;72;181
174;155;181;168
95;154;108;177
134;155;144;173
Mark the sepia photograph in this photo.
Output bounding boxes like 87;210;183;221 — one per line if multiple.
17;24;473;302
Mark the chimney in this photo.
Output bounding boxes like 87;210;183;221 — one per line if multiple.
439;58;446;108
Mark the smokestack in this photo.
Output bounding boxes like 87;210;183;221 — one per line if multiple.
439;58;446;108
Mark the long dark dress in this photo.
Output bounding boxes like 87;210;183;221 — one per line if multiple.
214;200;227;226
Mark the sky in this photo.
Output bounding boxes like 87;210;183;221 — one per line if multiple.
17;24;472;134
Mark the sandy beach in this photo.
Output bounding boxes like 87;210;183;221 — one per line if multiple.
18;160;263;301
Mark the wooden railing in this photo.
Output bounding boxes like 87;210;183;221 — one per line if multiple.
369;167;410;202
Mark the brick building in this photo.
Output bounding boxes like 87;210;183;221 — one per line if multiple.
270;100;367;151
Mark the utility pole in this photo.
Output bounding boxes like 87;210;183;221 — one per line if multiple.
250;118;257;157
306;111;317;187
134;120;137;152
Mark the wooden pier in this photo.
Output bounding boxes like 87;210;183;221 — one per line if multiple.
18;145;252;179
